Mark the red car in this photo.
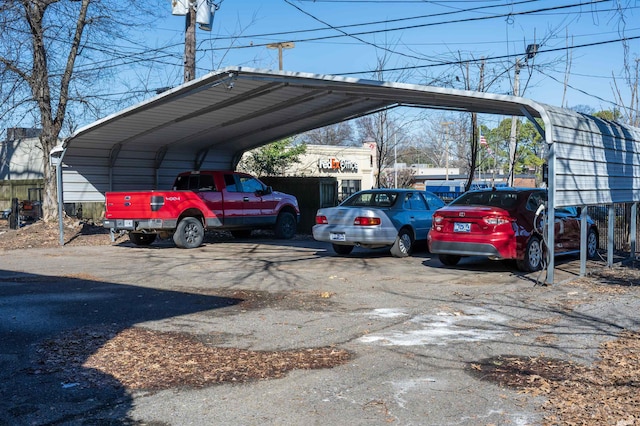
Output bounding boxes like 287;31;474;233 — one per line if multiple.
427;188;599;271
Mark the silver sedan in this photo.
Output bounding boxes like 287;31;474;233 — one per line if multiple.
313;189;445;257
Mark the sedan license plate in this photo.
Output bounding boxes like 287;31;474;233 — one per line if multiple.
454;222;471;233
330;232;346;241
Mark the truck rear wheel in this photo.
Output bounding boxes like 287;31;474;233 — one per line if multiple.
173;217;204;249
129;232;156;246
274;212;296;239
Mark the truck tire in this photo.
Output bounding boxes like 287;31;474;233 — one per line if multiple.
231;230;252;239
173;217;204;249
129;232;157;246
274;211;296;239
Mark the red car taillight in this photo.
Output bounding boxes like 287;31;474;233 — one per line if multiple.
433;214;444;225
354;217;381;226
483;215;512;226
316;215;328;224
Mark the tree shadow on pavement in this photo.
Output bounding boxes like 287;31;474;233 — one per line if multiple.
0;271;242;425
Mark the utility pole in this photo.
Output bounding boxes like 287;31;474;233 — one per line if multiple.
173;0;219;83
184;6;196;82
267;42;295;70
507;59;520;187
507;44;538;186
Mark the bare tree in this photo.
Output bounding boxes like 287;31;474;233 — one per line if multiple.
298;122;355;146
356;112;388;187
0;0;163;221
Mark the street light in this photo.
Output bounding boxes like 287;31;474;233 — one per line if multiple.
267;42;295;71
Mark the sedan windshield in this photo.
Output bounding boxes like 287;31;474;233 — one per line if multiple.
451;191;519;209
341;192;398;208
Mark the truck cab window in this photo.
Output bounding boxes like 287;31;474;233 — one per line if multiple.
239;177;264;193
198;174;216;191
224;174;238;192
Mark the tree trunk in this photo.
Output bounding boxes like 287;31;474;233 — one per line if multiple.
40;133;59;222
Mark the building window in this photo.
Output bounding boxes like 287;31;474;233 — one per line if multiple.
340;179;361;201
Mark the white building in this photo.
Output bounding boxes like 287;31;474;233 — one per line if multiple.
1;128;43;180
284;143;378;200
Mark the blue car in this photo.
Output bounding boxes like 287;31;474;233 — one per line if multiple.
313;189;445;257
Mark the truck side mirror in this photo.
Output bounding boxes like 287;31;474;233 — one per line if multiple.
256;186;273;196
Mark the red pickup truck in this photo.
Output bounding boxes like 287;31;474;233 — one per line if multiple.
103;170;300;248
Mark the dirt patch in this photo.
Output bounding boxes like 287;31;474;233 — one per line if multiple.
470;328;640;425
191;288;336;312
34;325;351;391
469;270;640;425
0;219;114;250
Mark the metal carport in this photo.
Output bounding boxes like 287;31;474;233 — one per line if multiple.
59;66;640;284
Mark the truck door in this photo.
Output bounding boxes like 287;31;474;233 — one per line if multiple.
222;174;245;227
196;173;223;222
235;175;270;226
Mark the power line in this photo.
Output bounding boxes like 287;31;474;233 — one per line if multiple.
205;0;542;41
194;0;618;62
335;34;640;75
535;67;639;115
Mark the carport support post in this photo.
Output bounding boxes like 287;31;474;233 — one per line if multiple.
546;143;556;285
632;202;638;262
608;205;615;267
580;206;588;277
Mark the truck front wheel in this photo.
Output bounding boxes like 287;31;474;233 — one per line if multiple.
173;217;204;249
274;212;296;239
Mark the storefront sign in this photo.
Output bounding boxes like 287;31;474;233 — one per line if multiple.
318;158;358;173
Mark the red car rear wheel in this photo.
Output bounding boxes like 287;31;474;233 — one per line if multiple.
517;235;543;272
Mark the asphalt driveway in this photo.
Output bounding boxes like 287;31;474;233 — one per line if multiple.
1;237;638;425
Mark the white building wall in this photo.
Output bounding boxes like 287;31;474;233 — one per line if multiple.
285;143;378;198
0;136;44;180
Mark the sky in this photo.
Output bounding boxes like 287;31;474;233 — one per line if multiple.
143;0;640;116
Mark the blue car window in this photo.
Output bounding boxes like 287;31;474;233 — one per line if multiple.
423;192;445;210
404;193;427;210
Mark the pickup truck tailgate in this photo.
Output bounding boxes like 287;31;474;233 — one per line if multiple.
104;191;170;219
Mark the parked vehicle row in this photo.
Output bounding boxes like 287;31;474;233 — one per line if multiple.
314;187;599;272
105;170;599;273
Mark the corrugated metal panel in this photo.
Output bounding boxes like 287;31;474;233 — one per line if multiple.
546;105;640;207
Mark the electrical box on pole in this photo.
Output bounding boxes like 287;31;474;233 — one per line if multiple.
172;0;219;82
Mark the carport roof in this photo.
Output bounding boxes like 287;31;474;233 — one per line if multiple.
60;66;640;285
64;66;547;166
